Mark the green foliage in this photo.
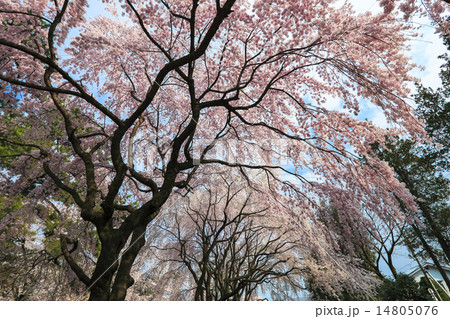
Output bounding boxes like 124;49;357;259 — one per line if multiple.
371;33;450;265
414;39;450;171
0;196;23;219
372;138;450;240
427;277;450;301
0;109;31;169
0;195;35;243
378;274;432;301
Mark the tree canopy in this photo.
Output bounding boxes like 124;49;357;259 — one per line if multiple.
0;0;449;300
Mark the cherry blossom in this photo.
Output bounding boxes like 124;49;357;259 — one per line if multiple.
0;0;448;300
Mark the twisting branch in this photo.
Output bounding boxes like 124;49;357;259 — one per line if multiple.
60;236;91;286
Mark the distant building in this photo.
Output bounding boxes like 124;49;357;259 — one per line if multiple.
408;263;450;293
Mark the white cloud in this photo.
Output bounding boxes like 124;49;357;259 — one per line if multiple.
322;94;344;112
408;25;446;90
368;108;389;128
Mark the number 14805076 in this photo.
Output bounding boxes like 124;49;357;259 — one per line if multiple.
376;306;438;316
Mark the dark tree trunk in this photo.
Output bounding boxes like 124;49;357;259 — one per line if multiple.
110;225;147;300
88;238;121;301
386;252;398;279
410;223;450;292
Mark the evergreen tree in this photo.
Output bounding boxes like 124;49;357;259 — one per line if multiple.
372;34;450;288
378;274;432;301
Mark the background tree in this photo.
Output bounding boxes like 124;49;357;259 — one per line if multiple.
130;171;379;301
139;177;304;301
378;274;433;301
317;31;450;298
317;205;408;282
370;32;450;290
0;0;448;300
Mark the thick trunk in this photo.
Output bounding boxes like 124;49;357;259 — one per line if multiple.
88;240;120;301
110;225;147;300
87;218;151;300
